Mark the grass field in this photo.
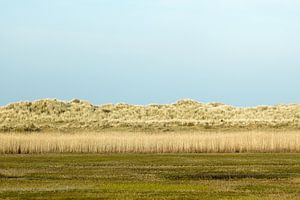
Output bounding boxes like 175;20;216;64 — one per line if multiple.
0;153;300;199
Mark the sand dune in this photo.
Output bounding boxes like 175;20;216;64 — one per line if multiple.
0;99;299;132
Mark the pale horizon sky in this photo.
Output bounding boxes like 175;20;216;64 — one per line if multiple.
1;0;300;107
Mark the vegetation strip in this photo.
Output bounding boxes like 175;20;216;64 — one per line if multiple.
1;131;300;154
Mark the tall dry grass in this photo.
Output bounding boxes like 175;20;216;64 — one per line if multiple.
0;132;299;154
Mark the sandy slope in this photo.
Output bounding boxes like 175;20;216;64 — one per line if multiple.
0;99;299;132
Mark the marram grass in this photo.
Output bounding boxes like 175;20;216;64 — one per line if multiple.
1;99;300;132
1;131;299;154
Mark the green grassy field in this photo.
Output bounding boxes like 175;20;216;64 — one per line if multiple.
0;154;300;199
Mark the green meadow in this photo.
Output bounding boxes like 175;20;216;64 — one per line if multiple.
1;153;299;199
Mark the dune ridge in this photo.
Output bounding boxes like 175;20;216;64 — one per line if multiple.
0;99;299;132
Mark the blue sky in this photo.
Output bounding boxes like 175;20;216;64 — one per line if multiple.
0;0;299;106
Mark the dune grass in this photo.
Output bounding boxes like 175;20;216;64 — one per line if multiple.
1;99;300;132
1;131;300;154
0;153;300;199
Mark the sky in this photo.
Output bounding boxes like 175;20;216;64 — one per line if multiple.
0;0;299;107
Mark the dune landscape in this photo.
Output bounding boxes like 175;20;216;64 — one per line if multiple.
1;99;299;154
1;0;300;199
1;99;299;132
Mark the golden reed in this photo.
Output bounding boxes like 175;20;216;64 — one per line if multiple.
0;132;299;154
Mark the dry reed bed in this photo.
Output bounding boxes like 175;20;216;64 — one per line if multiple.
0;132;300;154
